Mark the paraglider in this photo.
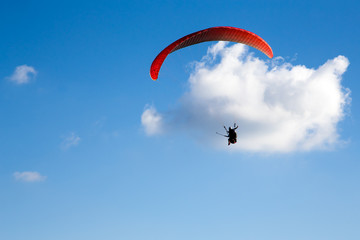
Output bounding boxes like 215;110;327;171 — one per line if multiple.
150;26;273;80
149;27;273;147
217;124;239;146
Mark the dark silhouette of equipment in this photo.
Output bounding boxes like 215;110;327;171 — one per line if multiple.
216;123;238;145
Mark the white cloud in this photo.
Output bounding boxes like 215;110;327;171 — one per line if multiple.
8;65;37;84
13;171;46;182
142;42;351;153
61;132;81;150
141;106;163;135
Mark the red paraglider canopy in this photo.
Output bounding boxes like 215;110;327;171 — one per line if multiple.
150;26;273;80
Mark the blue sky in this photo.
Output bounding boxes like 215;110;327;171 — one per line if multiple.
1;0;359;239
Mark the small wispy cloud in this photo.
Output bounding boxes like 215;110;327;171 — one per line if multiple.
141;105;163;135
60;132;81;150
8;64;37;85
13;171;46;182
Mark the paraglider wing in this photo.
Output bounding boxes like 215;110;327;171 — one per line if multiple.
150;26;273;80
